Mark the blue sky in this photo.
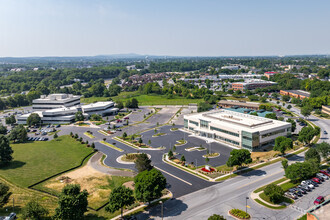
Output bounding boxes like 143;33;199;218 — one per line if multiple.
1;0;329;57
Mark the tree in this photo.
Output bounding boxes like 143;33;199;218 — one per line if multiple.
208;214;226;220
298;127;315;144
265;113;277;120
134;168;166;204
9;124;27;143
90;114;102;121
273;136;293;155
285;160;319;182
173;145;176;152
148;139;151;145
106;186;134;218
138;138;143;145
205;156;209;164
197;102;212;113
286;118;296;132
54;132;58;139
287;104;292;110
282;95;290;102
168;149;173;159
250;112;258;116
281;159;288;170
122;132;127;138
22;200;49;220
226;149;252;167
135;153;153;173
0;135;13;166
75;111;84;122
181;154;186;162
264;184;284;204
5;115;16;125
0;125;7;135
0;182;11;208
316;142;330;160
305;148;321;164
26;113;41;126
301;106;313;118
131;98;139;108
116;101;124;109
54;184;88;220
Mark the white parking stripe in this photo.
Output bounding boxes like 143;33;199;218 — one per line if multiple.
155;166;192;185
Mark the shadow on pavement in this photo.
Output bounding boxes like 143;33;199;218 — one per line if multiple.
240;169;266;177
136;198;188;220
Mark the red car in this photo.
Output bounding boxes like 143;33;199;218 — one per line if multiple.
124;117;129;120
314;196;325;205
116;119;122;123
312;177;321;184
320;170;330;177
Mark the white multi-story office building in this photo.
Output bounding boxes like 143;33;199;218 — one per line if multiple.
18;101;118;124
32;94;81;110
184;109;291;151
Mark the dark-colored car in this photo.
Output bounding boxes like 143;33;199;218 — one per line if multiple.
289;188;302;197
314;196;325;205
5;212;16;220
324;131;328;135
298;185;310;192
296;187;307;194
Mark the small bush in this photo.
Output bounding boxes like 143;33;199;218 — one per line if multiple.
229;209;250;219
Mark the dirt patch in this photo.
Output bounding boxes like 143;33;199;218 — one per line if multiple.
123;181;134;190
251;150;278;161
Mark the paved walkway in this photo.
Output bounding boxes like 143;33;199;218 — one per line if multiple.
89;152;135;177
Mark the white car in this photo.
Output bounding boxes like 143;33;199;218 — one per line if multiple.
301;181;314;189
318;173;329;180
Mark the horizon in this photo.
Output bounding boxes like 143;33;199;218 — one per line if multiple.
1;0;330;57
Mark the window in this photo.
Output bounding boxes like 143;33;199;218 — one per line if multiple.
261;129;286;138
200;120;209;128
210;126;239;137
189;120;198;126
184;119;188;128
215;135;239;146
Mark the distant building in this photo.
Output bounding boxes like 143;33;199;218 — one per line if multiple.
279;90;310;99
32;94;81;110
218;100;260;110
231;79;277;91
184;109;291;151
321;105;330;115
264;72;278;79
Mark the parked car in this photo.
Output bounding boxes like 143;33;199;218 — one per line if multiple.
327;167;330;173
123;117;129;120
324;131;328;135
285;192;298;200
312;177;321;184
306;180;318;187
298;184;310;192
314;196;325;205
56;124;61;128
44;137;49;141
320;170;330;177
116;128;122;131
35;132;40;135
4;212;16;220
301;181;315;189
318;173;329;180
289;188;302;197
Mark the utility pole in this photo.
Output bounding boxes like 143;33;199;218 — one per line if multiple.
160;201;163;220
246;197;249;214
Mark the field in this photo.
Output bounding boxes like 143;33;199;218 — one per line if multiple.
81;91;203;106
0;135;94;187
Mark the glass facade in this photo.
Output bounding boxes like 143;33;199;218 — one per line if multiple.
241;131;260;150
184;119;188;128
215;134;239;146
210;126;239;137
189;120;199;126
261;129;286;138
200;120;209;128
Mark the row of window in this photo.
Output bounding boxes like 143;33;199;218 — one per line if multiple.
189;120;199;126
200;120;209;128
210;126;239;137
215;134;239;146
261;129;286;138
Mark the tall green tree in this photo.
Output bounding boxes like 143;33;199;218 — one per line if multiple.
22;199;49;220
54;184;88;220
264;184;284;204
134;168;166;204
274;136;293;155
75;111;85;122
298;127;315;144
0;125;7;135
285;160;319;182
0;182;11;208
9;124;27;143
106;186;135;218
26;113;41;126
316;142;330;160
5;115;16;125
301;106;313;118
135;153;153;173
0;135;13;165
226;149;252;167
305;148;321;164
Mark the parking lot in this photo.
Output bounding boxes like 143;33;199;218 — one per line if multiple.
285;170;330;214
140;125;232;167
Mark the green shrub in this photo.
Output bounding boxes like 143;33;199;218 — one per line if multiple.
229;209;250;219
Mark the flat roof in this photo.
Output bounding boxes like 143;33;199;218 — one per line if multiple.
33;93;80;102
234;79;277;86
218;100;259;108
82;101;114;109
281;90;310;97
185;109;290;132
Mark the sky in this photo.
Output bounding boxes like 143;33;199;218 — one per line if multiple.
1;0;330;57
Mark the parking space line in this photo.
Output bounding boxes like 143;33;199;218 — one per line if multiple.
155;166;192;186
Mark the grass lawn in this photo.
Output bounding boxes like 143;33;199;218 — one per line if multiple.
259;192;293;205
253;177;288;193
280;181;299;191
0;135;94;187
82;92;204;106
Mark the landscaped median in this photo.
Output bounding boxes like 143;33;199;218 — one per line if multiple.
98;130;112;136
84;132;95;139
152;132;167;137
99;141;124;152
174;139;187;146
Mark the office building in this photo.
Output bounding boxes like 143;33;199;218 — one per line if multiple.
232;79;277;91
183;109;291;151
218;100;260;110
32;94;81;110
279;90;310;99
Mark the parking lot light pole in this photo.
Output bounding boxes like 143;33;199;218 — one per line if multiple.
246;197;249;214
160;201;163;220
